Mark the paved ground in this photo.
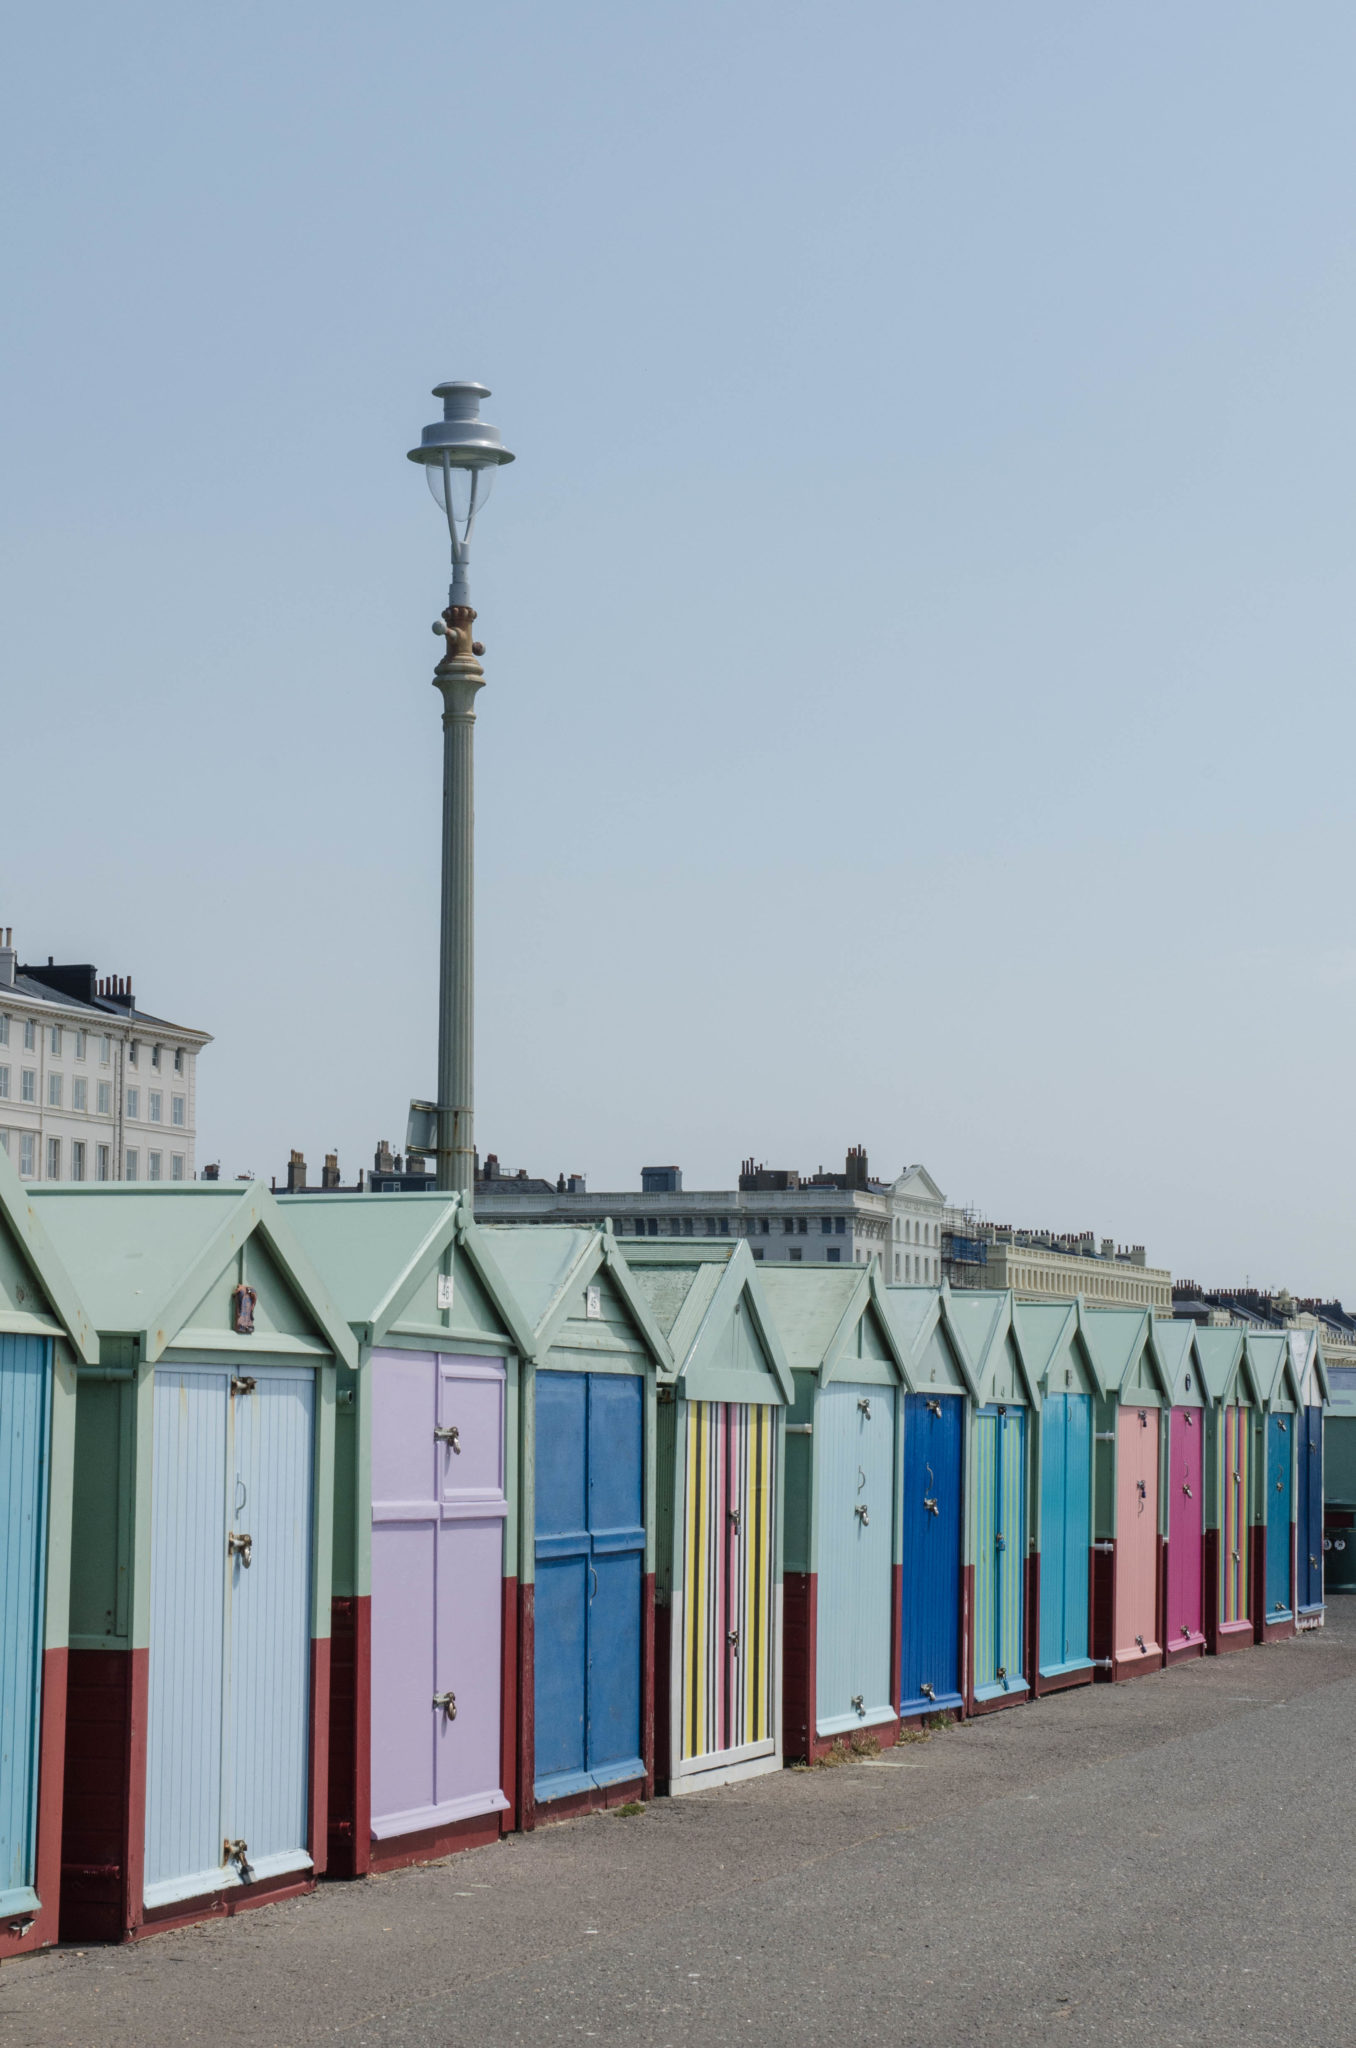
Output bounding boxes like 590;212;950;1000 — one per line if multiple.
5;1602;1356;2048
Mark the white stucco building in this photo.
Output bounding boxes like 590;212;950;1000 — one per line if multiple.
0;930;210;1184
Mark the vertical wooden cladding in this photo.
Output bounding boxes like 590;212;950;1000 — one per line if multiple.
369;1350;509;1846
0;1334;52;1923
900;1392;963;1716
1112;1408;1161;1672
1297;1406;1325;1616
1219;1404;1251;1639
1164;1407;1205;1659
1037;1394;1092;1681
1263;1414;1294;1629
814;1381;896;1735
680;1402;775;1764
973;1407;1026;1703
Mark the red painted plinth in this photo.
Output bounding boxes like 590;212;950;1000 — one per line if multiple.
0;1646;67;1961
369;1809;504;1873
325;1594;371;1880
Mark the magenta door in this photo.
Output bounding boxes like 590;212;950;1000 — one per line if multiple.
370;1350;509;1841
1165;1407;1204;1651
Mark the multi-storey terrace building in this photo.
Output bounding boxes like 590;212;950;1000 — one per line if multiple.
0;929;211;1183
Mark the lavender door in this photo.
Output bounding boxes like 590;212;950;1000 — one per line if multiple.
1165;1407;1204;1651
370;1350;509;1839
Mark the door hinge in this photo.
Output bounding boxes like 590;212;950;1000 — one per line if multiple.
227;1531;253;1569
1093;1541;1115;1554
434;1424;461;1453
785;1422;812;1435
433;1691;458;1721
1095;1431;1116;1442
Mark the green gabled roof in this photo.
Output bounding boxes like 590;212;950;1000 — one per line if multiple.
756;1263;910;1387
29;1183;358;1369
1148;1319;1201;1406
882;1285;980;1399
1194;1325;1247;1404
1011;1300;1081;1393
945;1290;1007;1381
1288;1328;1331;1406
1245;1331;1293;1408
0;1139;98;1363
478;1224;671;1369
281;1192;536;1360
1079;1304;1162;1399
621;1240;793;1404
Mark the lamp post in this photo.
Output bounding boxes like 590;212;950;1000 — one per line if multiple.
407;381;515;1199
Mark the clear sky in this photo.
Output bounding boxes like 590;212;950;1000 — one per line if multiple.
4;3;1354;1295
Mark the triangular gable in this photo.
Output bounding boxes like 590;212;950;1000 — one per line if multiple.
891;1164;946;1203
1245;1332;1293;1409
479;1224;670;1371
1289;1328;1331;1407
1195;1326;1247;1406
624;1242;793;1405
883;1286;977;1399
948;1292;1036;1406
1148;1320;1204;1407
1014;1301;1095;1399
821;1269;911;1389
0;1142;97;1362
1079;1305;1168;1402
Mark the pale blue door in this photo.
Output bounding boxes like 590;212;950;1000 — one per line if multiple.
0;1335;52;1919
815;1381;896;1736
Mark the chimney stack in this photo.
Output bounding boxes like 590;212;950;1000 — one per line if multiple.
286;1148;307;1194
0;928;13;988
322;1153;341;1190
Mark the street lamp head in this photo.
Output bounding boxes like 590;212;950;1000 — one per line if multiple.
408;380;514;605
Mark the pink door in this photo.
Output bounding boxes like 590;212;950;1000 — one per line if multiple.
370;1350;509;1841
1114;1407;1161;1664
1165;1407;1204;1650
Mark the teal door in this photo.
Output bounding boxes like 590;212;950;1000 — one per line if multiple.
1038;1395;1092;1676
815;1381;895;1736
0;1335;52;1919
974;1406;1026;1699
1265;1414;1293;1624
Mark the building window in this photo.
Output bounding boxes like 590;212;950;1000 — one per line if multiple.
895;1254;901;1280
73;1077;87;1111
0;1130;7;1153
97;1144;110;1182
97;1080;112;1115
682;1217;693;1236
125;1148;139;1182
128;1041;139;1067
100;1035;111;1064
126;1086;139;1119
23;1020;35;1051
148;1090;163;1123
798;1217;808;1235
827;1246;841;1263
151;1044;162;1070
48;1073;63;1108
0;1015;7;1045
21;1069;35;1103
174;1048;184;1074
148;1150;162;1181
171;1153;185;1181
783;1218;795;1234
72;1141;86;1182
719;1217;729;1235
46;1137;60;1181
835;1217;845;1235
789;1247;803;1262
75;1029;87;1059
19;1132;35;1177
821;1217;832;1235
0;1067;7;1099
752;1246;764;1260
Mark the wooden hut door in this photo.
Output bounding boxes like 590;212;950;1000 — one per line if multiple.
1221;1405;1250;1626
1165;1408;1204;1649
1114;1408;1160;1665
973;1406;1025;1695
1038;1394;1091;1676
0;1335;51;1917
534;1371;644;1799
370;1352;508;1839
1310;1409;1327;1613
1264;1415;1293;1623
901;1392;963;1715
680;1402;776;1765
814;1382;895;1734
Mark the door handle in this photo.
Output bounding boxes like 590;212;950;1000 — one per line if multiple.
727;1628;739;1650
728;1506;741;1533
850;1694;865;1715
434;1424;462;1453
923;1496;939;1516
222;1838;255;1883
919;1681;936;1701
995;1533;1005;1551
1183;1484;1193;1498
858;1398;872;1418
589;1564;598;1602
925;1399;942;1417
855;1504;870;1526
433;1691;458;1722
228;1531;253;1569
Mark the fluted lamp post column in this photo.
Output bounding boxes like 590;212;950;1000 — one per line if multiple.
407;381;515;1199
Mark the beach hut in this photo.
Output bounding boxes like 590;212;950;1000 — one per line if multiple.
282;1193;536;1874
1196;1327;1258;1655
884;1285;976;1725
1289;1329;1329;1628
623;1240;791;1794
0;1145;96;1962
760;1263;911;1761
1012;1301;1098;1699
30;1184;356;1942
478;1226;670;1825
1150;1319;1207;1666
1246;1332;1301;1644
946;1290;1037;1715
1081;1306;1172;1681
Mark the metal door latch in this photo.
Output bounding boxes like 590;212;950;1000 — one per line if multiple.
1311;1554;1319;1567
1276;1479;1284;1492
1279;1418;1288;1432
920;1682;936;1701
851;1694;865;1716
923;1496;939;1516
855;1504;870;1526
1135;1634;1146;1651
729;1506;741;1532
223;1839;255;1883
995;1532;1005;1551
434;1424;462;1453
1137;1479;1147;1500
727;1629;740;1650
1180;1623;1192;1638
1183;1483;1193;1498
6;1916;35;1938
996;1666;1007;1687
231;1376;257;1396
228;1531;253;1568
433;1691;458;1721
925;1399;943;1417
858;1398;872;1418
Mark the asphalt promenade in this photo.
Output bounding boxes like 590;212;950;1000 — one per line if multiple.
6;1599;1355;2048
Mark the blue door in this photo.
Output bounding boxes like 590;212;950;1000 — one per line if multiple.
814;1382;896;1735
973;1406;1026;1699
1298;1407;1324;1614
1038;1394;1092;1677
1265;1413;1293;1623
0;1335;52;1920
534;1371;644;1800
901;1393;962;1716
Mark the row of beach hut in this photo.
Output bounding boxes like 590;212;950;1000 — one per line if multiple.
0;1160;1329;1957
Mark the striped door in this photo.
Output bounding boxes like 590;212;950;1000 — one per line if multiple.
1114;1408;1160;1663
679;1402;776;1765
814;1382;895;1734
1165;1407;1204;1648
1038;1394;1091;1676
974;1406;1026;1696
1265;1414;1293;1622
900;1393;963;1715
1220;1405;1250;1626
0;1335;52;1918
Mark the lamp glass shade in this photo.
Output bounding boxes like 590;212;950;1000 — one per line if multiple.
425;454;495;525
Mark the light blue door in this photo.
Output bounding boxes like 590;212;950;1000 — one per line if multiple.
0;1334;52;1919
145;1365;314;1908
815;1381;896;1736
1038;1395;1092;1676
974;1406;1027;1698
